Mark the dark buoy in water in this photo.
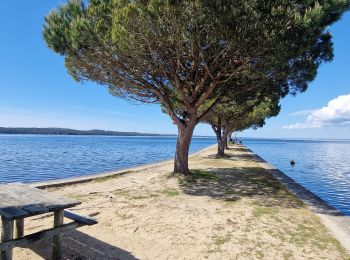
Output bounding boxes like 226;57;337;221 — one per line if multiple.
290;159;296;166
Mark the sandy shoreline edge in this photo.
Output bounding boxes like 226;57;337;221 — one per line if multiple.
30;144;217;189
29;143;350;253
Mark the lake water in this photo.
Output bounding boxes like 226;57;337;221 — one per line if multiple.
1;135;349;216
0;135;215;184
245;138;350;216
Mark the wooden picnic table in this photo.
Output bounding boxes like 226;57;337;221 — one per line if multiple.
0;183;97;260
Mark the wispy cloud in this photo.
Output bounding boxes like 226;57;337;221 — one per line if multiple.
288;109;314;116
283;94;350;129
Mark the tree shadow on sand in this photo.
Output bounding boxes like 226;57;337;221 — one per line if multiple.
179;165;343;216
19;229;138;260
179;167;304;208
185;145;344;216
207;153;262;163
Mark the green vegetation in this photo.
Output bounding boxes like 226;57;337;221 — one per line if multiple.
206;97;280;156
179;169;219;186
159;188;181;197
43;0;349;175
129;194;160;200
253;206;279;218
191;170;219;181
212;233;232;246
114;188;180;200
93;171;135;183
283;251;294;260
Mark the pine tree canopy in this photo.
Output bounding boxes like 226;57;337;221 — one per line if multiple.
43;0;349;127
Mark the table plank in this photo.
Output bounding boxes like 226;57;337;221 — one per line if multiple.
0;184;80;220
0;190;32;220
6;184;79;210
0;188;49;214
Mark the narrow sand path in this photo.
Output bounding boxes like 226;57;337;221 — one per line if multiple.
5;145;350;259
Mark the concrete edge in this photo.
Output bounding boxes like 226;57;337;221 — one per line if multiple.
242;145;350;253
30;144;217;189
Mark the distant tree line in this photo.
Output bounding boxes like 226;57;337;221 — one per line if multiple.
0;127;166;136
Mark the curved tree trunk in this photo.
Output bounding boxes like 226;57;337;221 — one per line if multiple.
174;123;196;175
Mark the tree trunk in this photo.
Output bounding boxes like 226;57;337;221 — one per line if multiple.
223;132;228;149
217;137;225;156
225;131;233;149
174;123;196;175
211;118;225;157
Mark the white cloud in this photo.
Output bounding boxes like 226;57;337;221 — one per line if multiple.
283;94;350;129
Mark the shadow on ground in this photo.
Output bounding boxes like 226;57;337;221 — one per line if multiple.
207;153;262;163
179;167;304;208
20;229;138;260
183;147;344;216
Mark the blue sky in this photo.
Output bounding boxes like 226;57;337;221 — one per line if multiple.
0;1;349;138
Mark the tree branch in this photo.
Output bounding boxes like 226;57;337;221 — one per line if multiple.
196;98;221;123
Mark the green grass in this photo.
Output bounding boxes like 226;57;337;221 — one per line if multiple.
287;221;348;254
179;169;219;187
92;171;133;183
131;193;160;200
114;188;180;200
115;191;130;197
159;188;180;197
283;251;294;260
253;206;279;218
118;192;158;200
192;170;219;181
212;233;232;246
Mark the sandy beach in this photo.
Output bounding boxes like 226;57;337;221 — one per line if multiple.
4;145;350;259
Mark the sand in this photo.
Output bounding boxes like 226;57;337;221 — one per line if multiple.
3;145;350;259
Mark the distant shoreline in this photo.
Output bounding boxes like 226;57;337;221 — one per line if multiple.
0;127;174;137
0;128;348;141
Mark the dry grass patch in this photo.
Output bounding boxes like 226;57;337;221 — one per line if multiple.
159;188;180;196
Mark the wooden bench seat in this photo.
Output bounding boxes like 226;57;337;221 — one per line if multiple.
64;210;98;226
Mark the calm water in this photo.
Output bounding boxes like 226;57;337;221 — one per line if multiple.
245;138;350;216
0;135;215;184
